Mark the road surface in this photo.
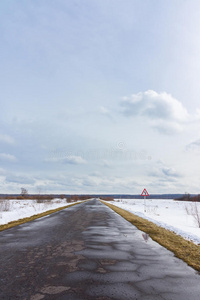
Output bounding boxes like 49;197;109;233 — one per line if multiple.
0;199;200;299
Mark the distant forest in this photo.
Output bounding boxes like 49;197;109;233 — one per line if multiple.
0;193;199;201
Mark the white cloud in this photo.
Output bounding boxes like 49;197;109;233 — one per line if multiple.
121;90;192;134
75;174;140;192
121;90;189;121
45;155;86;165
149;161;181;179
194;109;200;121
98;160;113;168
186;139;200;152
98;106;113;121
0;153;17;162
151;120;183;134
162;166;180;178
64;155;86;165
0;134;15;145
99;106;109;115
6;174;35;184
0;168;6;174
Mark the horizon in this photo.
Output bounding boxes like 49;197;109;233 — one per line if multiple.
0;192;191;196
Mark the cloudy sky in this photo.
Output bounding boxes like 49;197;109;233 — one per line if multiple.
1;0;200;194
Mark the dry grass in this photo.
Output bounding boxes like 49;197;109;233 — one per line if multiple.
102;201;200;272
0;201;84;232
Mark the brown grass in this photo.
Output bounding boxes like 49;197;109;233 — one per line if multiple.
0;201;84;232
102;201;200;272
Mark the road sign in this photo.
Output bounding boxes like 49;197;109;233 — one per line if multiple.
141;188;149;197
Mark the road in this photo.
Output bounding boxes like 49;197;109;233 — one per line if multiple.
0;199;200;300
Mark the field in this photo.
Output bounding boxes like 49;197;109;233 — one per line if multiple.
0;198;76;226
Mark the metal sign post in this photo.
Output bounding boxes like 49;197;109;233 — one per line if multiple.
141;188;149;213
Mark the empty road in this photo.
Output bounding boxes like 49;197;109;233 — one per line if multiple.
0;199;200;299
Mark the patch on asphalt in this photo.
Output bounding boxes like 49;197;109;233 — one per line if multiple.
41;285;71;294
30;286;71;299
30;294;45;300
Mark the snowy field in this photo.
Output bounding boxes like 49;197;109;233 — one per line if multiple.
112;199;200;245
0;199;79;226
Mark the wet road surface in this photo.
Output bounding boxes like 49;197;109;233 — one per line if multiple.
0;199;200;299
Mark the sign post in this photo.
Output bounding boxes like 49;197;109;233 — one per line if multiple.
141;188;149;212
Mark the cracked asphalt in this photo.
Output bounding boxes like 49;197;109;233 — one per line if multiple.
0;199;200;300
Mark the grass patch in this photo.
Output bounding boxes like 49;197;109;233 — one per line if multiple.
0;201;84;232
102;201;200;273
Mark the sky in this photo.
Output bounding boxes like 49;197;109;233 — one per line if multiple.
1;0;200;194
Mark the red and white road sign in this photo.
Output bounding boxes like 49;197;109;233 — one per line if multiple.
141;188;149;196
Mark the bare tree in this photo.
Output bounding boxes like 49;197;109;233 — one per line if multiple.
192;202;200;228
36;187;43;203
0;199;11;212
21;188;28;197
185;202;200;228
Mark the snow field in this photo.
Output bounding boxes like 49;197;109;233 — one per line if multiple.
0;199;78;226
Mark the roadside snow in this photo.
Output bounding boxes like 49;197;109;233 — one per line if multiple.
112;199;200;245
0;199;80;226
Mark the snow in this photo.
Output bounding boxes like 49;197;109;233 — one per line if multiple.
112;199;200;245
0;199;81;226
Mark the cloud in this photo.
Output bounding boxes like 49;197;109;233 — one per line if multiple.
98;106;114;121
0;168;6;174
0;153;17;162
75;174;139;192
121;90;189;121
149;161;181;179
185;139;200;152
162;166;180;177
0;134;15;145
63;155;86;164
98;160;113;168
151;120;183;135
45;155;86;165
121;90;191;134
6;174;35;185
99;106;109;115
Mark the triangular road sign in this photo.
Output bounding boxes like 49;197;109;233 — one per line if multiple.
141;188;149;196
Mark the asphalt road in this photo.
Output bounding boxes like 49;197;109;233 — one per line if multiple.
0;199;200;300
